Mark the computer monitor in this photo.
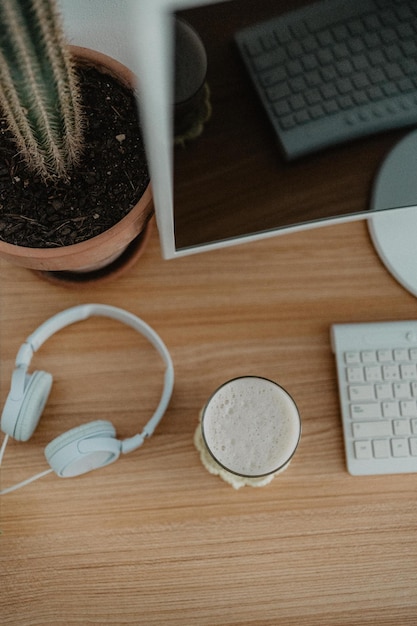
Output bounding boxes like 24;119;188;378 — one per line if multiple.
60;0;417;292
130;0;416;263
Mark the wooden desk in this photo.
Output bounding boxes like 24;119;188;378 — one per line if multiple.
1;215;416;625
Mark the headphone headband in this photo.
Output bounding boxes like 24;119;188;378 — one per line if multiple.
12;304;174;453
17;304;166;360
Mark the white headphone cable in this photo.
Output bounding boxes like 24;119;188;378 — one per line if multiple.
0;433;53;495
0;433;8;465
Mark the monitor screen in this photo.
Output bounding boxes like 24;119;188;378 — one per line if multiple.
64;0;417;259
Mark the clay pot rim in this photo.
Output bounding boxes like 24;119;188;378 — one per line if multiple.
0;184;153;263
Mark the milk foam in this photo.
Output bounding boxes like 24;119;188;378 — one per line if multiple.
202;377;300;477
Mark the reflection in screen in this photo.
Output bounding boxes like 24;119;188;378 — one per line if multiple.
173;0;412;252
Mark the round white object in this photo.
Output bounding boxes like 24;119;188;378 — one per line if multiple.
369;130;417;296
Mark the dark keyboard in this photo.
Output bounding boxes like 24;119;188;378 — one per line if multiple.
235;0;417;159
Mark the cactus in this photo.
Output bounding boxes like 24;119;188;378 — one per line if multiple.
0;0;84;182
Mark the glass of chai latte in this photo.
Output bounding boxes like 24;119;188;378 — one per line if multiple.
194;376;301;488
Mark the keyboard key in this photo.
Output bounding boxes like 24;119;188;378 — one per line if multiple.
348;385;375;401
391;439;409;457
400;400;417;417
382;401;400;418
383;365;400;381
410;438;417;456
345;351;360;364
294;110;311;125
289;94;306;111
347;367;364;383
261;33;279;52
394;348;409;361
375;383;393;399
354;440;372;459
350;403;381;419
244;39;264;57
352;421;391;438
260;67;287;87
400;364;417;379
364;366;382;381
253;49;286;72
266;83;291;102
377;349;392;362
372;439;390;458
361;350;376;363
273;100;291;116
393;420;411;436
393;382;409;398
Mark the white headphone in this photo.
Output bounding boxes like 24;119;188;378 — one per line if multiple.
0;304;174;494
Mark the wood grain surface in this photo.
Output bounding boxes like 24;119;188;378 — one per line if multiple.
1;216;416;625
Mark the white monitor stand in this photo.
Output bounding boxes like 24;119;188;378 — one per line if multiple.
369;130;417;297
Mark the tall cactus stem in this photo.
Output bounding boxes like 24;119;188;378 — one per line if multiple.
0;0;84;181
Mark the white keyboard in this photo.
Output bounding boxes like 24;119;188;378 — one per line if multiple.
331;321;417;475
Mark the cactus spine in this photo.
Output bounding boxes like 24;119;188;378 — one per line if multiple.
0;0;84;181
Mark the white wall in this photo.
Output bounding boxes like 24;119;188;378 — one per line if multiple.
58;0;137;71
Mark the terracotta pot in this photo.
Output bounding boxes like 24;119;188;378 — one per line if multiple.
0;47;153;275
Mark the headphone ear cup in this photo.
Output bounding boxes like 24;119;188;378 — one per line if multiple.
14;371;53;442
45;420;121;478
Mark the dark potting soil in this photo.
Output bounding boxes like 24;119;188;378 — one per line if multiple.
0;66;150;248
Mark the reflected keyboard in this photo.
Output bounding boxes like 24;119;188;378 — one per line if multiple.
235;0;417;159
331;321;417;475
